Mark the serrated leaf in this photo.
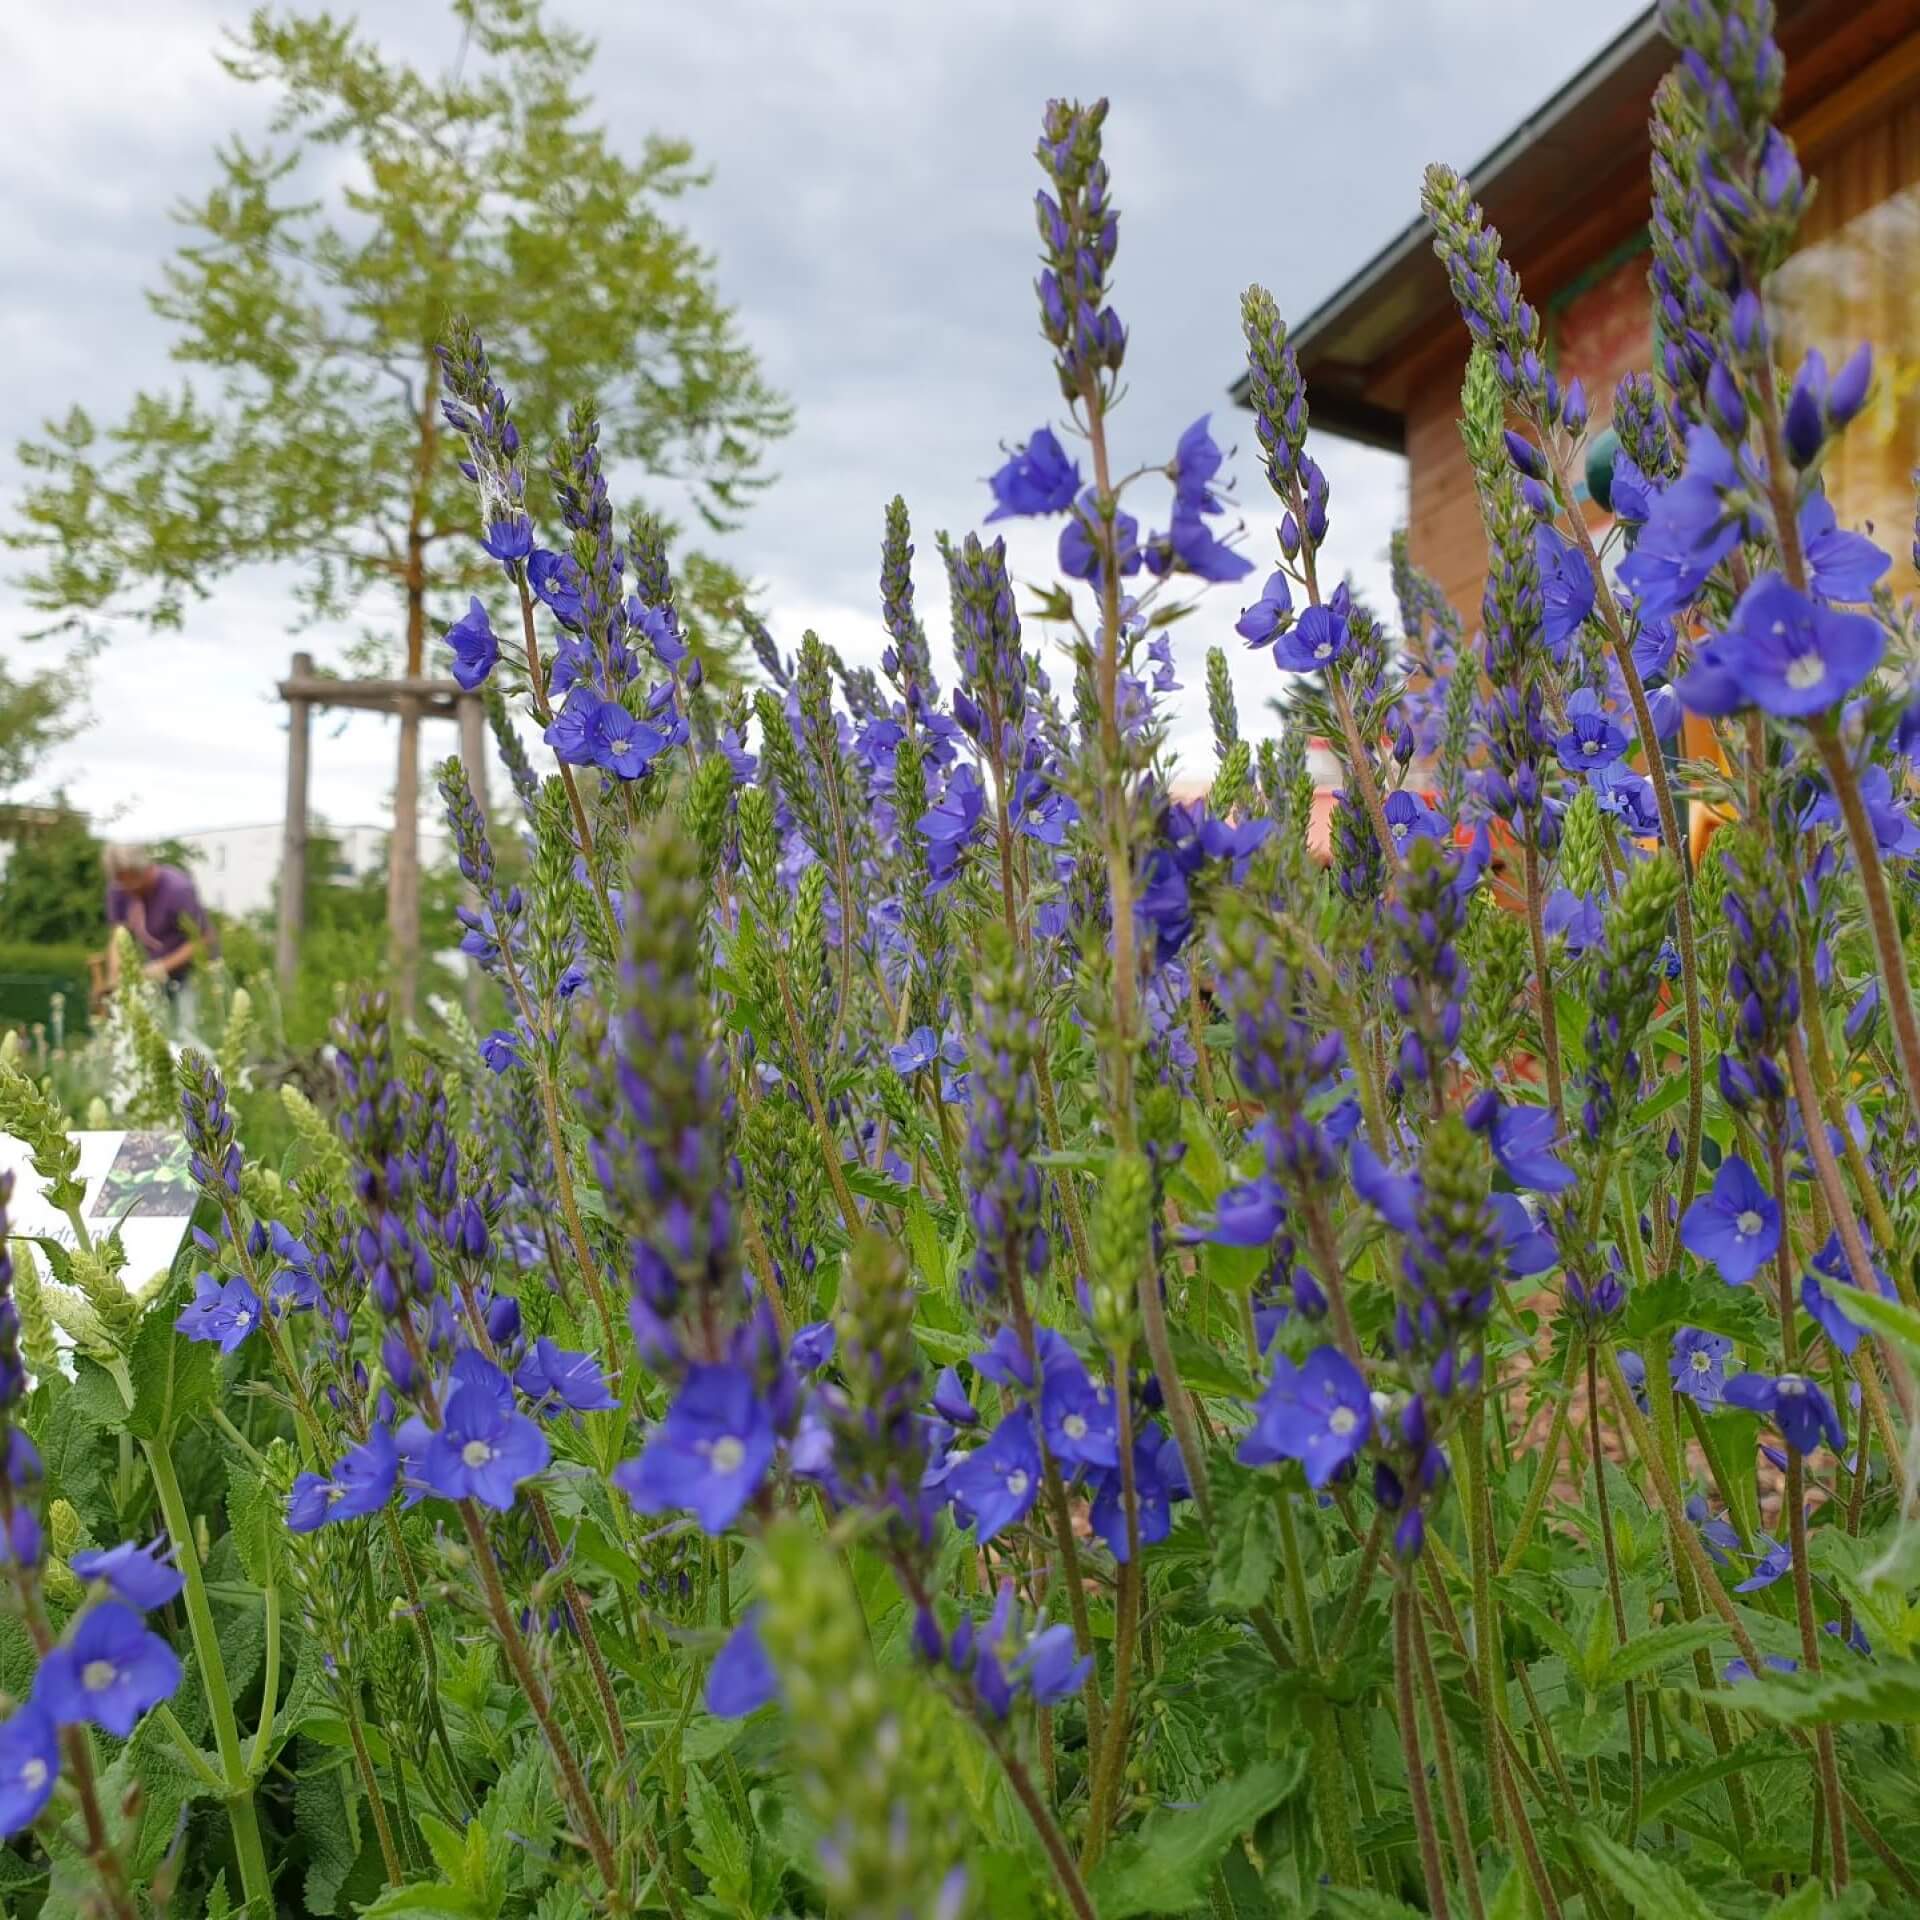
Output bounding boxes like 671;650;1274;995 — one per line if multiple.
684;1762;753;1906
356;1887;491;1920
1209;1472;1283;1615
1577;1824;1715;1919
1637;1735;1803;1825
1624;1265;1773;1345
1487;1865;1539;1920
1598;1619;1730;1690
1763;1880;1877;1918
226;1455;281;1587
1703;1661;1920;1725
1088;1750;1307;1915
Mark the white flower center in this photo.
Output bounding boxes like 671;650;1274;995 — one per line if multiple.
1328;1407;1359;1437
18;1759;46;1792
1777;1376;1806;1396
81;1660;117;1694
1691;1351;1713;1374
1582;740;1599;755
1062;1414;1088;1441
1735;1209;1763;1237
1004;1469;1032;1499
709;1435;747;1477
461;1439;493;1469
1313;642;1333;660
1785;654;1826;691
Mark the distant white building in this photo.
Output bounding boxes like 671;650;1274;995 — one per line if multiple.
169;822;451;920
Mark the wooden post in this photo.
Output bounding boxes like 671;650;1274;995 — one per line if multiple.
276;652;312;995
456;695;489;1022
389;694;423;1023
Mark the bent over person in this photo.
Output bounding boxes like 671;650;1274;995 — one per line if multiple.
103;842;217;1008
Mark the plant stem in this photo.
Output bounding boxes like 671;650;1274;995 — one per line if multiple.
1082;1360;1141;1871
345;1695;404;1887
1410;1592;1485;1920
1393;1584;1453;1920
455;1499;626;1908
144;1441;274;1917
1585;1345;1642;1840
993;1728;1100;1920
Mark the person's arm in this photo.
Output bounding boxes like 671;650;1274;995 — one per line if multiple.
104;888;127;986
147;940;198;980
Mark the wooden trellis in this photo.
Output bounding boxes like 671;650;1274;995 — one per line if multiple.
276;650;488;1017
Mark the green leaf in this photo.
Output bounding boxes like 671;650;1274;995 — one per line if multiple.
1487;1864;1540;1920
226;1453;282;1587
124;1270;214;1442
1701;1661;1920;1725
1763;1881;1877;1919
684;1762;753;1908
1636;1735;1803;1825
1088;1751;1307;1915
1577;1824;1715;1919
356;1888;491;1920
903;1190;950;1298
1624;1264;1773;1345
1209;1470;1283;1615
1598;1620;1730;1690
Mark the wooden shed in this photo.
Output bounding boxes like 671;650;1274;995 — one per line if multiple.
1241;0;1920;624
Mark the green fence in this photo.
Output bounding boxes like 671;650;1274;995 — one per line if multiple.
0;942;94;1042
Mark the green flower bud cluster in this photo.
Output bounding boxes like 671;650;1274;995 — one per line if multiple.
757;1520;971;1920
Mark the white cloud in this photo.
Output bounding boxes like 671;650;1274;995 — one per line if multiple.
2;0;1645;841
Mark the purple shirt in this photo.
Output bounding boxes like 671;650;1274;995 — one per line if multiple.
106;865;215;963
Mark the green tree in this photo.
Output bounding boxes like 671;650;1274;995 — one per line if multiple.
0;653;82;800
8;0;787;1001
0;805;103;947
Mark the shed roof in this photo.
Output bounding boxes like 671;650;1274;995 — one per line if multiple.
1236;0;1919;449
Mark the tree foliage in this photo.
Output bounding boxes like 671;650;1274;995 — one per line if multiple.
7;0;788;673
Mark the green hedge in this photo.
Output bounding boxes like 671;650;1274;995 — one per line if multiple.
0;941;95;1040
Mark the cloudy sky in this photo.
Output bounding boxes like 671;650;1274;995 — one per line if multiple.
2;0;1649;844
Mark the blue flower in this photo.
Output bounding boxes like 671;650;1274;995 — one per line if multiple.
1669;1327;1731;1407
707;1611;779;1718
1679;1157;1779;1287
889;1027;940;1076
0;1705;58;1836
1170;414;1226;512
1725;1653;1799;1681
1617;426;1752;618
1484;1103;1575;1194
1800;492;1889;604
918;763;986;890
1039;1358;1118;1469
1590;765;1661;838
1153;505;1253;583
1088;1428;1187;1562
34;1602;181;1737
544;687;601;765
421;1367;551;1510
286;1471;334;1534
443;597;499;691
528;548;584;625
1722;1371;1845;1457
321;1424;400;1525
1535;524;1595;656
1014;1622;1092;1707
589;699;666;780
1555;690;1628;772
787;1321;837;1373
986;426;1081;519
1059;491;1141;584
1679;574;1884;719
1271;589;1351;674
515;1338;618;1413
1239;1346;1371;1488
69;1540;183;1611
618;1365;776;1534
1490;1193;1558;1277
175;1273;260;1354
1348;1142;1419;1232
947;1409;1043;1545
1732;1534;1793;1594
1235;570;1293;649
480;1028;522;1074
1187;1177;1287;1246
481;517;533;563
1543;887;1605;955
